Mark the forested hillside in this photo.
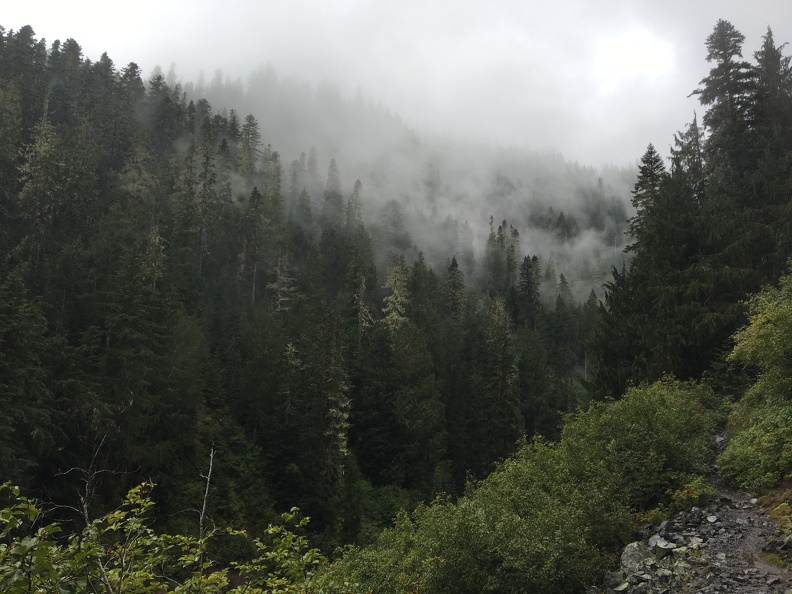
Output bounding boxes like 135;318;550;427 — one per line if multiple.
0;22;624;547
177;59;635;297
588;20;792;398
1;16;792;594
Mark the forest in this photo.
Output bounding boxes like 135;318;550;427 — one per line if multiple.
1;17;792;593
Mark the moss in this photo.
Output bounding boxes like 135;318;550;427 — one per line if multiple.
757;482;792;532
669;476;717;511
758;550;789;569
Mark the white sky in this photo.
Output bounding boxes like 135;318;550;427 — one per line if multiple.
6;0;792;166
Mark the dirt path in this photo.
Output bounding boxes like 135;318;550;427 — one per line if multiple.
695;476;790;593
596;443;791;593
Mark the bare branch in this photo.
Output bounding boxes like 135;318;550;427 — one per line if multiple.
199;447;214;542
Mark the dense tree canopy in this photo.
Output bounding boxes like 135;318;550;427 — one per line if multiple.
0;23;602;551
1;17;792;594
588;20;792;399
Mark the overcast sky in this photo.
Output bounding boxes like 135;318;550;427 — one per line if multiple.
6;1;792;167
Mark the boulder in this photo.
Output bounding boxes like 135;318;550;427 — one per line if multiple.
621;541;652;574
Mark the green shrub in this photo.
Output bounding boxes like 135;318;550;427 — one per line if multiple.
339;378;718;594
719;394;792;490
341;444;625;594
670;475;717;510
560;378;719;509
0;482;355;593
719;266;792;491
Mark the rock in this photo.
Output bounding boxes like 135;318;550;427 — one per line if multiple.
652;539;677;559
621;541;651;574
598;479;791;594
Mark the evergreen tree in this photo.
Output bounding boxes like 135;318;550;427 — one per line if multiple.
389;322;446;494
346;179;363;230
748;28;792;278
244;186;267;306
516;255;541;329
382;256;409;332
294;187;314;233
469;297;523;476
0;266;56;486
275;313;350;533
237;114;261;176
626;144;667;253
267;253;299;312
444;256;466;324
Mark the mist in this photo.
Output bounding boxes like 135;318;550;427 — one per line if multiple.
9;1;791;299
6;1;792;169
174;65;637;301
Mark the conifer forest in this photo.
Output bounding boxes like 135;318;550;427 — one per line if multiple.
1;17;792;593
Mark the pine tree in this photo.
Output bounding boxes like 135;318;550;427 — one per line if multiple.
0;266;57;485
267;254;299;312
382;256;410;332
0;82;22;216
517;256;541;329
389;322;446;493
469;297;522;475
238;114;261;176
484;216;506;295
626;144;667;253
275;313;350;532
748;28;792;278
346;179;363;230
321;159;344;229
444;256;466;323
241;187;266;306
694;19;753;154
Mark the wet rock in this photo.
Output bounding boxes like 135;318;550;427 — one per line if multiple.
621;542;651;574
594;480;790;594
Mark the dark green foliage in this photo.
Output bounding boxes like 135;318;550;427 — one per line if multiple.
389;323;446;493
0;267;56;485
626;144;666;252
341;379;717;594
719;396;792;490
2;20;790;590
561;379;720;509
516;255;541;329
0;483;350;593
468;297;523;474
589;21;792;399
720;265;792;489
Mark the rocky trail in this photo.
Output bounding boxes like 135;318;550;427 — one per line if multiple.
592;438;792;593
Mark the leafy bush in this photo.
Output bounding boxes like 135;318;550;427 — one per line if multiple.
339;378;718;594
669;475;718;510
719;394;792;489
720;266;792;491
560;378;720;509
0;378;718;593
340;443;626;594
0;482;354;593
